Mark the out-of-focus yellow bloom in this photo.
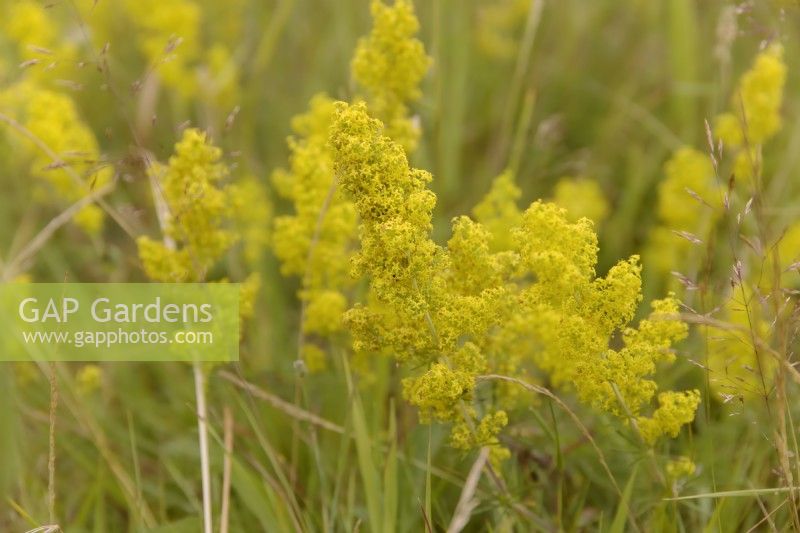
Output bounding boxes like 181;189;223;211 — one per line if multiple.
4;1;56;57
551;176;609;225
301;344;328;373
122;0;201;97
1;0;79;83
303;290;347;336
238;272;261;324
229;175;271;266
714;44;786;182
0;83;110;234
76;364;103;396
715;44;786;147
138;128;237;281
657;148;717;229
202;43;240;110
666;456;696;480
645;147;718;280
272;94;355;289
271;93;357;346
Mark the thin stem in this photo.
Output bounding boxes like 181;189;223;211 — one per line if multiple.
1;183;115;281
609;383;667;490
47;362;58;526
477;374;642;533
220;406;234;533
193;363;213;533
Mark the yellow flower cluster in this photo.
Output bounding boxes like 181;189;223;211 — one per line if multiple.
229;175;272;266
472;170;522;251
1;0;77;83
351;0;431;150
3;1;56;60
272;0;430;372
649;46;786;283
714;44;786;181
716;44;785;147
136;129;263;341
551;176;609;225
0;83;110;234
271;94;357;344
645;147;717;279
122;0;201;97
666;455;696;480
76;364;103;396
107;0;241;106
638;390;701;444
646;46;788;404
330;101;699;454
137;128;236;281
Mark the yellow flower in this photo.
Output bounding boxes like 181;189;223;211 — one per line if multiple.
302;344;328;374
657;148;717;229
229;175;271;266
303;290;347;336
645;147;719;281
1;1;78;81
0;83;110;235
472;170;522;251
712;44;786;182
729;44;786;145
638;390;701;445
239;273;261;324
122;0;201;97
666;456;696;480
330;101;697;451
272;1;430;376
351;0;431;151
138;128;237;281
202;43;240;109
76;365;103;396
551;176;609;225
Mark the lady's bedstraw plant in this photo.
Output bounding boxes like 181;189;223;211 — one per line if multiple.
136;128;262;533
0;84;111;235
137;128;235;282
714;43;786;183
330;102;699;461
550;176;609;225
271;0;429;371
137;127;263;297
647;44;786;283
350;0;430;151
107;0;242;105
645;44;789;399
0;2;109;235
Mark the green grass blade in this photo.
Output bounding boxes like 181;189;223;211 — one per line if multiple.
610;465;639;533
